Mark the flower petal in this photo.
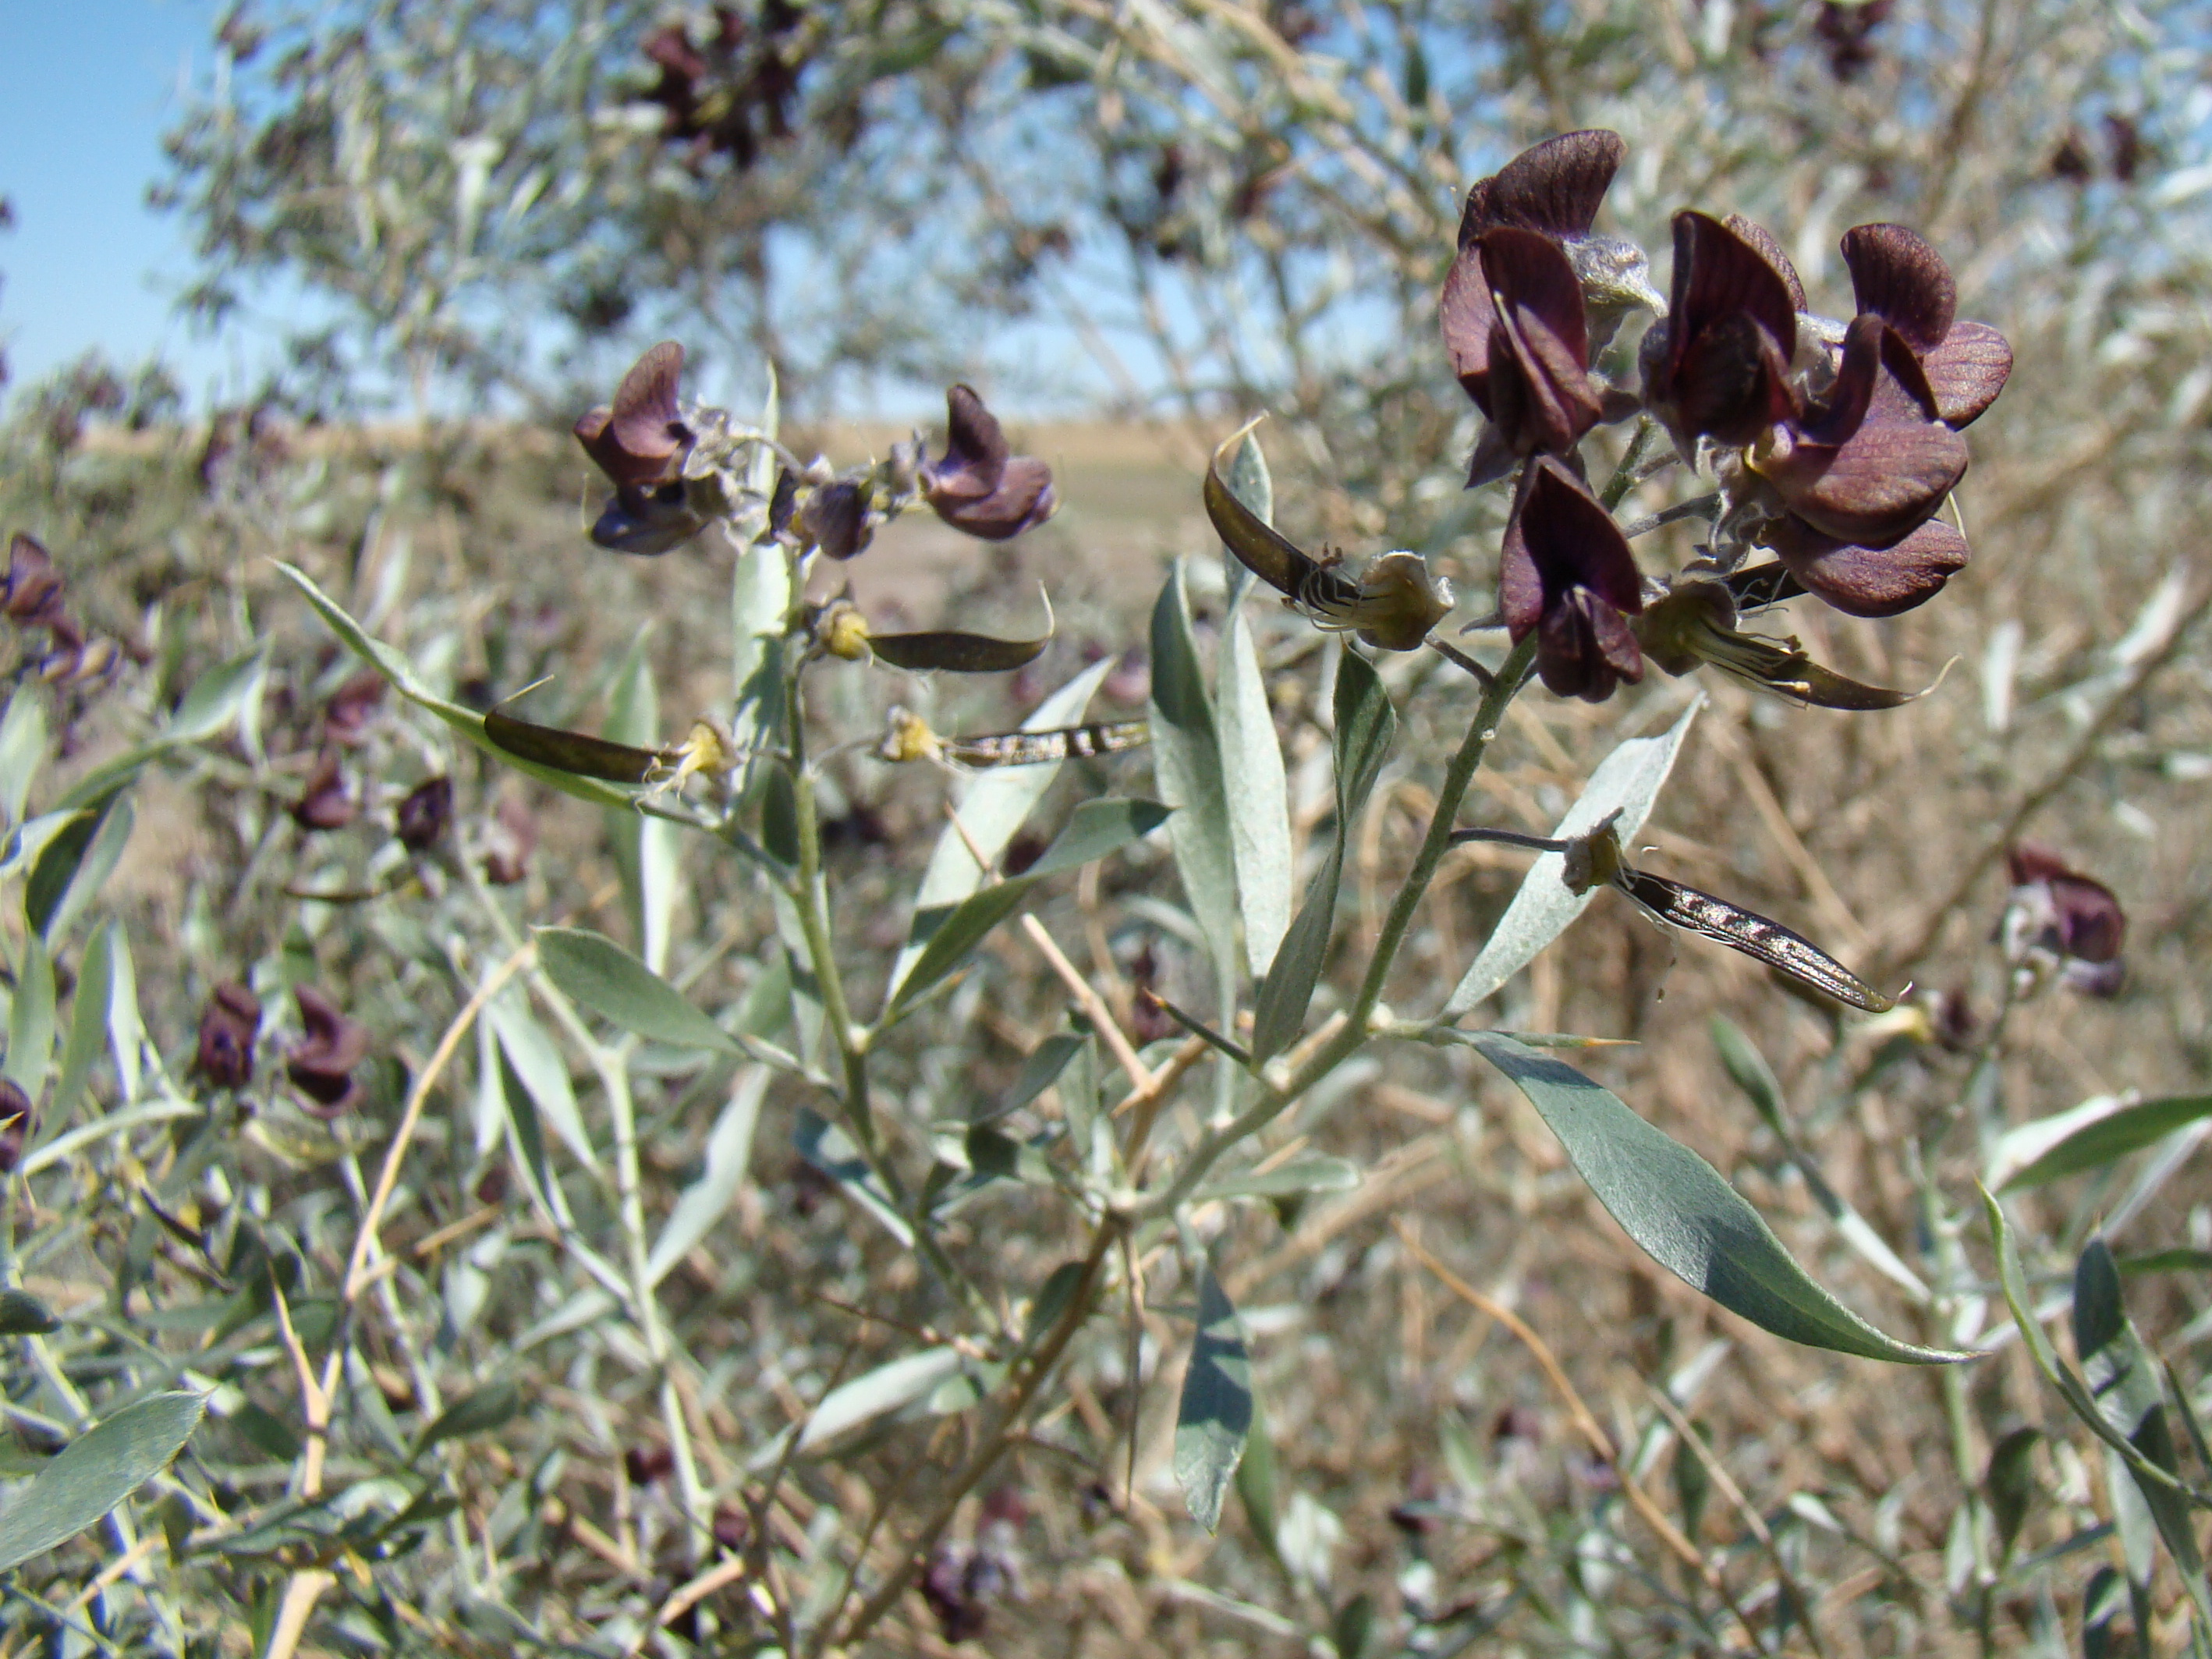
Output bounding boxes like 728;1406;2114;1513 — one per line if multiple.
1724;214;1807;312
1763;514;1969;618
1921;321;2012;428
1457;129;1625;246
1839;224;1956;353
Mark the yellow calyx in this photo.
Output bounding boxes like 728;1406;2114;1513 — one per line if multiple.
878;706;942;764
821;601;873;661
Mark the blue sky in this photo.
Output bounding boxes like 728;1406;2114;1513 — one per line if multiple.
0;0;277;403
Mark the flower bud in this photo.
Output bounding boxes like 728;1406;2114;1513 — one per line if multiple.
395;776;453;852
196;981;262;1090
817;600;873;661
287;986;367;1116
291;750;357;831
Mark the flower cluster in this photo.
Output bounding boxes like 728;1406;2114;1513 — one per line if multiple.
1;534;129;691
1435;131;2010;701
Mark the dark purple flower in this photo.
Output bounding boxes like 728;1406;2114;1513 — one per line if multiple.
1746;314;1969;552
291;750;357;831
323;669;388;747
1441;226;1604;486
1838;224;2012;429
0;1079;30;1174
196;982;261;1090
575;343;709;557
1640;211;1802;452
1500;457;1645;703
793;479;875;561
920;387;1057;541
1755;511;1969;619
1;534;66;629
2004;843;2125;996
287;986;368;1116
711;1501;750;1554
1455;129;1624;246
395;776;453;852
624;1445;676;1486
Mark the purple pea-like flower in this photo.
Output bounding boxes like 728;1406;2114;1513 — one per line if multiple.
196;982;262;1090
920;386;1058;541
287;986;369;1116
1500;457;1646;703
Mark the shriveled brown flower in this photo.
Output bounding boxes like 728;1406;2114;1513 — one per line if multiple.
0;1079;31;1174
291;750;357;831
1500;457;1646;702
287;985;368;1116
2;534;66;628
196;981;262;1090
323;669;388;747
395;776;453;852
920;387;1057;541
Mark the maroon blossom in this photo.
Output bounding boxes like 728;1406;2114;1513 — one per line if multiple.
395;776;453;852
1455;129;1623;246
920;387;1057;541
1639;211;1800;451
196;982;262;1090
1838;225;2012;429
2003;843;2125;997
1500;458;1646;702
287;986;369;1116
322;669;388;747
291;750;356;831
1441;226;1604;486
1747;315;1969;553
1;534;66;629
574;342;708;556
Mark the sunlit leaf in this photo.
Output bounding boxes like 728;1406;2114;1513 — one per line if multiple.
1150;564;1239;995
1444;699;1701;1019
536;928;739;1054
1252;648;1395;1060
645;1069;765;1285
2001;1094;2212;1191
0;1391;205;1572
1175;1264;1253;1533
799;1347;966;1450
414;1381;521;1455
1473;1034;1962;1362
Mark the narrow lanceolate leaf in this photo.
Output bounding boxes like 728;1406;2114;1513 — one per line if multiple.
1444;698;1701;1019
485;707;661;784
1212;423;1293;977
1216;608;1292;977
1710;1015;1788;1139
799;1347;966;1450
794;1109;912;1247
1615;869;1893;1012
277;563;637;808
2001;1094;2212;1191
1150;565;1240;993
5;934;55;1094
973;1033;1087;1126
885;658;1112;1009
0;689;48;824
2072;1239;2212;1622
535;928;739;1054
0;1391;206;1572
0;1289;59;1335
486;987;594;1168
414;1381;521;1455
1251;649;1397;1061
1473;1034;1963;1363
602;635;682;975
885;798;1170;1020
165;645;268;744
646;1069;766;1285
1175;1265;1254;1533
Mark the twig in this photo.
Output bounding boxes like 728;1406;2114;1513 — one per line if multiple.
1021;914;1154;1094
1396;1224;1780;1659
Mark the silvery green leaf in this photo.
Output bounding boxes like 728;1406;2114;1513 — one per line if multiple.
885;657;1111;1009
1214;608;1292;977
51;921;119;1125
536;928;738;1055
1443;697;1702;1019
165;645;268;745
601;636;682;974
1174;1264;1253;1533
1999;1094;2212;1191
1192;1155;1362;1203
1473;1034;1962;1363
798;1347;965;1450
0;1391;205;1572
794;1108;911;1247
34;795;132;948
0;690;47;825
486;986;594;1168
1150;564;1239;993
645;1068;765;1286
1251;648;1394;1061
6;934;55;1094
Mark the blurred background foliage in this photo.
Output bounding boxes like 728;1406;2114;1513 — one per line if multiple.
0;0;2210;1654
